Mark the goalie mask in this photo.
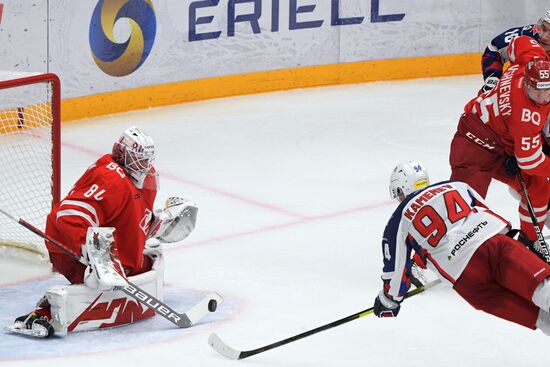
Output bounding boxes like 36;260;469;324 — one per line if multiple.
112;126;157;189
389;161;429;202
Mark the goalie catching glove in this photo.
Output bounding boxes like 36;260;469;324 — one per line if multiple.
148;197;198;243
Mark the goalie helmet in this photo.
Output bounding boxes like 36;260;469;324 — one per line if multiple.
112;126;156;188
389;161;429;201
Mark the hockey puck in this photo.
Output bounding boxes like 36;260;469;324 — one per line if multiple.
208;299;217;312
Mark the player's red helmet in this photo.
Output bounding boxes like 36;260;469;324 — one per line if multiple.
524;57;550;105
524;57;550;89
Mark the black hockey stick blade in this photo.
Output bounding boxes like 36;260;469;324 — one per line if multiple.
208;279;441;360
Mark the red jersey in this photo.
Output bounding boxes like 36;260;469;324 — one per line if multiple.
45;154;157;275
464;64;550;176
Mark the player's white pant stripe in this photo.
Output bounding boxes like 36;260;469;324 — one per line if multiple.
60;200;99;223
57;209;99;227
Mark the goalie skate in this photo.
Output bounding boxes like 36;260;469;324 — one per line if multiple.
5;312;55;338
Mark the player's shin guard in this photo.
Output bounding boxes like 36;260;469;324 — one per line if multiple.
536;309;550;336
532;277;550;312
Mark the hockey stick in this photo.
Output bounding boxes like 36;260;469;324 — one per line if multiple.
208;278;441;360
0;208;222;329
516;172;550;265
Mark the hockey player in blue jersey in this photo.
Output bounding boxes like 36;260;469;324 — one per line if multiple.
373;161;550;335
480;10;550;93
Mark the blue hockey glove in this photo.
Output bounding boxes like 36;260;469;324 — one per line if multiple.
374;291;401;318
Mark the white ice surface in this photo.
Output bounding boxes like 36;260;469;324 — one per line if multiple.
1;75;548;366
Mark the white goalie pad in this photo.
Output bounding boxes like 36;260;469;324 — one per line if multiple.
46;255;164;335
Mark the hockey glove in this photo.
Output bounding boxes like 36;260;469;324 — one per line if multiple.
543;135;550;156
148;197;198;243
503;155;519;177
143;240;162;259
481;75;499;93
83;227;127;291
374;291;401;318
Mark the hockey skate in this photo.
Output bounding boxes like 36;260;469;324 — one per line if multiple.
5;311;55;338
527;239;550;264
410;259;429;288
516;230;550;264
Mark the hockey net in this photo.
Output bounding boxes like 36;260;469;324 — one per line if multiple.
0;72;60;262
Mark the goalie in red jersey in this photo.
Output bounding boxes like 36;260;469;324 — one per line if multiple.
10;126;198;338
449;36;550;260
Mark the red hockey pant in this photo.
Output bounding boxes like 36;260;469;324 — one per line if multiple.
449;113;550;241
453;234;550;329
49;251;153;284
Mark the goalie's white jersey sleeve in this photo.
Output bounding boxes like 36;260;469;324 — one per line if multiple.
381;181;510;302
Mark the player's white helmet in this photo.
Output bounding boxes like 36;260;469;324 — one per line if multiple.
389;161;429;201
539;10;550;25
112;126;156;188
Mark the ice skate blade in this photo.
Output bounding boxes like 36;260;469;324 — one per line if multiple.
4;325;52;338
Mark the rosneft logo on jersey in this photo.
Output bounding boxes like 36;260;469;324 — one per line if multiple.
89;0;156;77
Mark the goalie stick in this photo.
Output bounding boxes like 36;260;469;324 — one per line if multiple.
516;172;550;265
0;208;222;330
208;278;441;360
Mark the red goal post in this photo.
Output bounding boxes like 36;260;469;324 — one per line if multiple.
0;72;60;261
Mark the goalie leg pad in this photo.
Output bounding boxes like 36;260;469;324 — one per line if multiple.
48;255;164;335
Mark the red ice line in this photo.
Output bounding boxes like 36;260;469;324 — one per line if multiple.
62;140;393;250
161;171;308;219
169;200;393;251
62;140;308;218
